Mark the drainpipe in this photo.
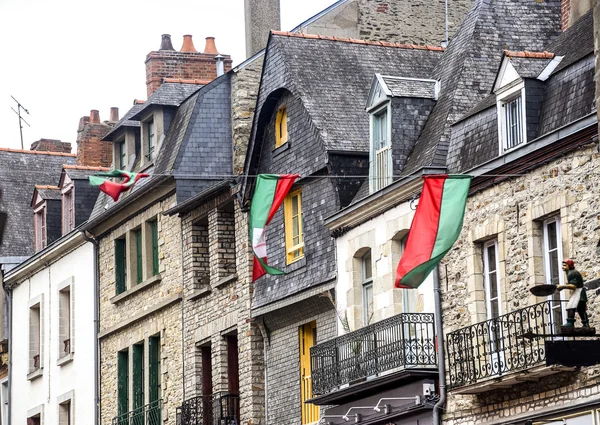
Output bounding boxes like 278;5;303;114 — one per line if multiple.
82;231;100;425
256;321;269;425
432;266;446;425
6;284;11;425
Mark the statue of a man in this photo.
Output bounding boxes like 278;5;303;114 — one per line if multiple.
557;259;589;328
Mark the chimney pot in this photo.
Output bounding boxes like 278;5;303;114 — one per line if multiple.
215;54;225;76
181;34;198;52
203;37;219;54
160;34;175;51
110;107;119;122
90;110;100;124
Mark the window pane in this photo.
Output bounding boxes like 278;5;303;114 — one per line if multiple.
487;246;496;273
489;272;498;299
363;251;372;281
364;283;373;325
550;250;560;285
547;221;557;250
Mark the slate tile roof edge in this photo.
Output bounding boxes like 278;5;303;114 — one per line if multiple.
270;30;446;51
63;165;110;171
161;78;211;85
504;50;555;59
0;147;76;157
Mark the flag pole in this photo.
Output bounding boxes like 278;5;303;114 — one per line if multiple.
432;265;447;425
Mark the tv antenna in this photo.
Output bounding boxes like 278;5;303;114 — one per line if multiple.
11;95;30;149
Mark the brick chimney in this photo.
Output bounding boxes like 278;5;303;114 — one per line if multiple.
562;0;592;30
30;138;72;153
145;34;233;97
76;109;113;167
244;0;281;57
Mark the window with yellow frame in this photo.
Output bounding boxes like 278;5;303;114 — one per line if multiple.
284;189;304;263
275;106;288;148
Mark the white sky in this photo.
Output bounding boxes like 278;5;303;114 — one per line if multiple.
0;0;335;151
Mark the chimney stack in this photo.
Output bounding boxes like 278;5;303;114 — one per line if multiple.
244;0;281;58
181;35;197;52
561;0;592;30
76;109;113;167
145;34;233;97
110;107;119;122
215;55;225;77
30;138;72;154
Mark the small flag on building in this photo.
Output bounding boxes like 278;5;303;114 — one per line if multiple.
250;174;299;281
89;170;149;202
395;175;471;289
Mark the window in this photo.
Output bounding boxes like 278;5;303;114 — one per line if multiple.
284;189;304;264
115;238;127;295
135;228;143;284
148;335;161;423
1;378;8;425
146;119;156;162
27;413;41;425
28;296;43;376
361;250;373;326
300;322;318;424
58;279;74;360
62;188;74;234
483;240;502;355
34;206;47;251
543;216;565;323
118;139;127;170
118;349;129;419
370;105;391;192
275;106;288;148
150;220;159;276
58;399;72;425
132;342;145;413
200;344;212;425
502;95;523;150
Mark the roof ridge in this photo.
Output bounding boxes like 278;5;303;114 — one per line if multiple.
270;30;445;51
504;50;555;59
63;164;110;171
0;147;76;157
34;185;60;190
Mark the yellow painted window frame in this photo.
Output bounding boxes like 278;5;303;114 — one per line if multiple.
284;188;304;264
275;106;288;148
299;321;319;424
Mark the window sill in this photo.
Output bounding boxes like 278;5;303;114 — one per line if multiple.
188;285;211;301
213;273;237;289
111;274;162;304
57;353;74;367
27;368;43;381
273;142;290;158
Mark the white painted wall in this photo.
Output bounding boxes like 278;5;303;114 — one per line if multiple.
334;200;434;334
11;240;94;424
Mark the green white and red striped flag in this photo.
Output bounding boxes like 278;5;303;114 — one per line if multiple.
395;175;471;289
89;170;149;202
250;174;299;282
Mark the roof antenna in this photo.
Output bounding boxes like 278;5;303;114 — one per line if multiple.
11;95;30;150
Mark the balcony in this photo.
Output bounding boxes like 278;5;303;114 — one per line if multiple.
310;313;437;402
447;301;575;394
112;400;162;425
176;392;239;425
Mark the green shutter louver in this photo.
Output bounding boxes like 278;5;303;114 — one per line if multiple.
115;239;126;294
118;350;129;417
148;335;160;402
132;343;144;412
136;229;143;284
151;221;159;276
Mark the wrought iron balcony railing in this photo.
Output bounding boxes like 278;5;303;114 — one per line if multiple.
447;300;565;389
311;313;437;396
112;399;162;425
176;392;239;425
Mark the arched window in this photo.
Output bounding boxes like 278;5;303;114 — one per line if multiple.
361;249;373;325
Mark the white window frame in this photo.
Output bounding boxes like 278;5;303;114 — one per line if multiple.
57;277;75;365
496;82;526;154
542;216;566;323
0;378;7;425
34;203;47;251
369;102;392;193
28;294;44;380
361;250;373;326
57;390;74;425
483;239;502;320
27;404;44;425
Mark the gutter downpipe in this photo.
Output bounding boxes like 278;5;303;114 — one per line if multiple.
82;231;100;425
433;265;446;425
6;282;12;425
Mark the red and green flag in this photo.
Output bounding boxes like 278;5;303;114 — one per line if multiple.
250;174;299;282
395;175;471;289
89;170;150;202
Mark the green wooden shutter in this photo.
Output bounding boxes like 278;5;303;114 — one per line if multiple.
151;221;159;276
136;230;143;284
118;350;129;416
132;343;144;411
148;335;160;402
115;239;126;294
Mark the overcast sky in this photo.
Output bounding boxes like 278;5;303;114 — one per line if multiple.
0;0;335;151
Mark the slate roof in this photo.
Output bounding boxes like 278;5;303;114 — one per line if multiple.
35;186;61;201
130;82;203;120
61;165;110;181
0;149;76;257
402;0;562;174
102;103;144;141
509;56;554;79
381;76;438;99
544;8;594;74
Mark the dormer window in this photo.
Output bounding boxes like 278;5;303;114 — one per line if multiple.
117;139;127;170
146;118;156;162
496;83;526;153
34;205;46;251
62;187;74;234
275;106;288;148
370;104;392;192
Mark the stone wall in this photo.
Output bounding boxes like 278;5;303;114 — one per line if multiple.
98;193;184;425
595;0;600;134
180;189;265;424
441;143;600;423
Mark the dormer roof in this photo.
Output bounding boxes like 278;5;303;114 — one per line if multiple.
493;50;562;92
31;185;61;208
130;82;204;120
366;74;439;110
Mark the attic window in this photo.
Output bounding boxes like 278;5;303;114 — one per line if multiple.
34;205;47;251
62;187;75;234
117;139;127;170
497;82;526;153
370;104;392;192
275;106;288;148
146;119;156;162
